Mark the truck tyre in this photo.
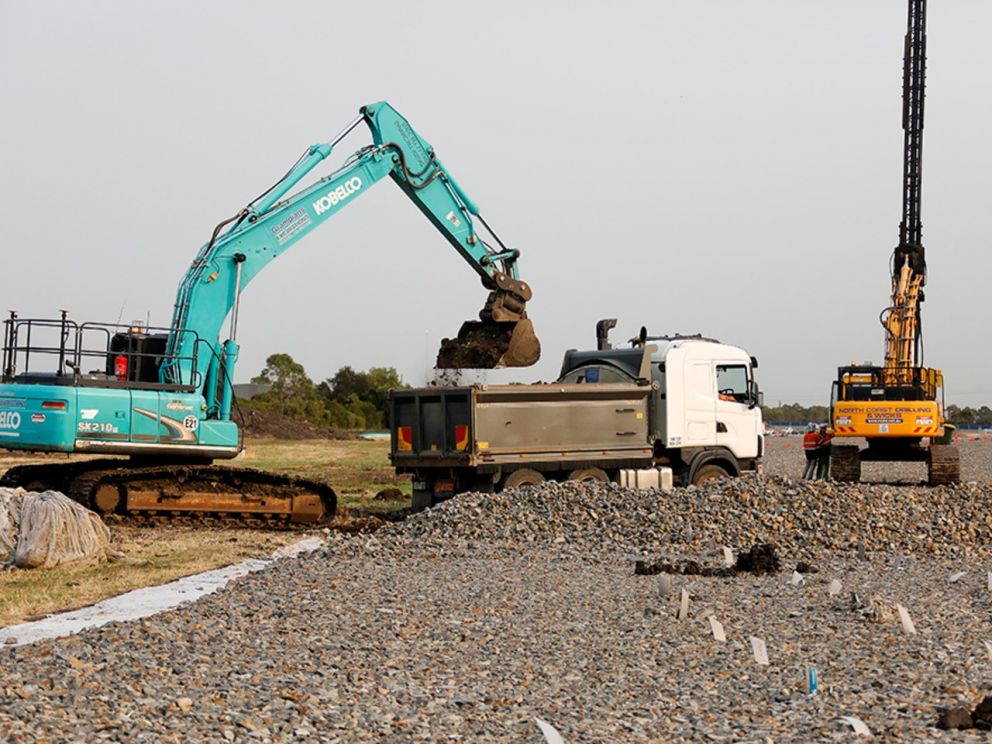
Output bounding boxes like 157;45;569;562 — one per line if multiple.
502;468;545;490
567;467;609;483
692;464;730;486
829;445;861;482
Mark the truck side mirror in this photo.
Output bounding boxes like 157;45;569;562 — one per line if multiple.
748;381;763;410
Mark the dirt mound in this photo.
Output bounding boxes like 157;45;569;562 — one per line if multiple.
633;543;782;577
236;406;359;441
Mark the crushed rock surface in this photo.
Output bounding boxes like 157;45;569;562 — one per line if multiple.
4;444;992;741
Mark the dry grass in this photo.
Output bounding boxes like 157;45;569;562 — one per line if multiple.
0;437;407;627
0;524;302;627
233;438;411;512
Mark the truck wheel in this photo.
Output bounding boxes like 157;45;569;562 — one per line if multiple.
692;464;730;486
567;467;609;483
502;468;545;490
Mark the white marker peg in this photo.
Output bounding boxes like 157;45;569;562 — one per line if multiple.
658;573;672;599
722;546;734;567
750;635;770;666
708;615;726;642
896;604;916;635
983;640;992;660
839;715;874;738
948;571;966;583
535;717;565;744
987;571;991;591
677;588;690;620
790;570;805;587
828;579;842;596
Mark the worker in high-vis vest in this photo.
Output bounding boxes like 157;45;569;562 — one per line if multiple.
802;424;832;480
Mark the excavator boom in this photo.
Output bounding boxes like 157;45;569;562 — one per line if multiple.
0;101;541;522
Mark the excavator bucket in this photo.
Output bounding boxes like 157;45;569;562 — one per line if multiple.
436;318;540;369
437;276;540;369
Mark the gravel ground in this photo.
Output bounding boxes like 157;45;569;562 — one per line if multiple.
2;440;992;742
763;434;992;484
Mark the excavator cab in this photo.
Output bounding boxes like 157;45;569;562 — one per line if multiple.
436;274;541;369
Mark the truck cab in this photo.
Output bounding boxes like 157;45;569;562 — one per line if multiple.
559;331;763;484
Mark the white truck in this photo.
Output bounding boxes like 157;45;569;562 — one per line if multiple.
390;320;764;508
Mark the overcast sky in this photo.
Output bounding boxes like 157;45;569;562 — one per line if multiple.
2;0;990;406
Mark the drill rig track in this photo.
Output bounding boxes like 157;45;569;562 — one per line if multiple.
927;445;961;487
0;459;336;525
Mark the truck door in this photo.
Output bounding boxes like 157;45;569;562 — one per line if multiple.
683;360;716;445
715;363;759;458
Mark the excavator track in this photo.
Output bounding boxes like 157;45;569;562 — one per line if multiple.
1;459;336;524
829;445;862;482
927;445;961;486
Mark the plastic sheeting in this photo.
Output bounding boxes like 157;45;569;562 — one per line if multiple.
0;487;24;559
1;487;123;569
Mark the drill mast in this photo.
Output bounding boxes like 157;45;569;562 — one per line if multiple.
882;0;927;382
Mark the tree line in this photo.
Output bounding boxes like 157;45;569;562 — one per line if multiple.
245;353;406;430
244;354;992;431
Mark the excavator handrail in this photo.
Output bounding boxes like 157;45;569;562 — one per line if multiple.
2;315;201;391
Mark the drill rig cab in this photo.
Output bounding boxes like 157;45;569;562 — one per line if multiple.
828;0;960;485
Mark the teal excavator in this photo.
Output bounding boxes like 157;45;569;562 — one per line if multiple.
0;102;540;522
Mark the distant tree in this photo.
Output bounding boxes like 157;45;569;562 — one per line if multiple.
247;356;408;431
761;403;829;425
250;354;327;425
319;366;406;428
252;353;312;395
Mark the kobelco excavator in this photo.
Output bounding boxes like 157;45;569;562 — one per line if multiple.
0;101;540;521
828;0;960;485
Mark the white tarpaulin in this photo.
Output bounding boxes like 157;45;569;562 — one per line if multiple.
0;487;25;559
1;487;122;569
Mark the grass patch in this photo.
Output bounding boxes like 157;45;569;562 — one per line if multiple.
234;438;407;496
0;436;409;627
0;525;302;627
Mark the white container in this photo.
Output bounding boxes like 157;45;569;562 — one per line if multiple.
619;467;673;492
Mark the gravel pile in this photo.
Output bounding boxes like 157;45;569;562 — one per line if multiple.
4;464;992;741
386;475;992;560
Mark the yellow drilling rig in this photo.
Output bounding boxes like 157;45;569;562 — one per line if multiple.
828;0;960;485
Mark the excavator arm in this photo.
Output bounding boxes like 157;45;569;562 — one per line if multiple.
161;101;540;417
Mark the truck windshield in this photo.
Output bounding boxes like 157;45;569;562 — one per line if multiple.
716;364;749;403
560;364;633;384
